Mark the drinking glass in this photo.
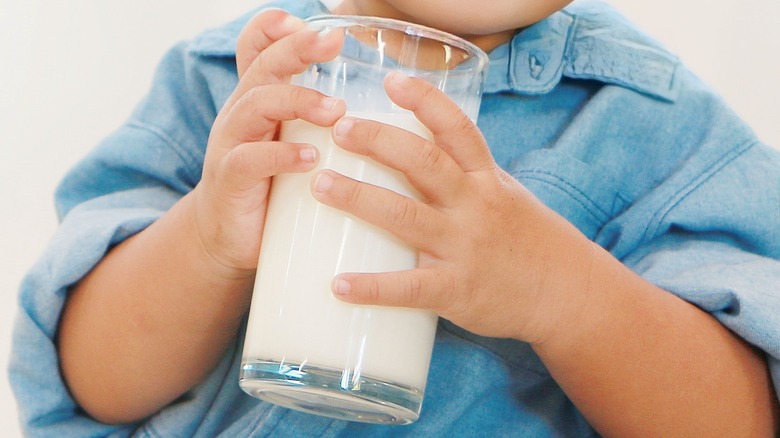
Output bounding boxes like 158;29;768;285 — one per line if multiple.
239;14;488;425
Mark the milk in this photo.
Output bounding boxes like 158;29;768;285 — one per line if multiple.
241;112;439;392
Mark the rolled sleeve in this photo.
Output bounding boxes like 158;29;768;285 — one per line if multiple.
9;39;218;436
10;189;172;437
609;140;780;399
630;235;780;358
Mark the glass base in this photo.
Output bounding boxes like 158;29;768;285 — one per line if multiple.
240;359;422;425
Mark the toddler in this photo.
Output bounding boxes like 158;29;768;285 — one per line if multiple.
11;0;780;436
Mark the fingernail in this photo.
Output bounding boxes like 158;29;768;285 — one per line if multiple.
333;277;351;296
313;171;334;193
299;147;316;163
280;14;305;32
321;97;341;111
386;71;409;87
317;27;339;42
333;117;354;139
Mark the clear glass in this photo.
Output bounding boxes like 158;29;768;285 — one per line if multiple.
239;15;488;425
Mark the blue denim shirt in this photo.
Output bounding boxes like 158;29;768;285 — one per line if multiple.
10;0;780;436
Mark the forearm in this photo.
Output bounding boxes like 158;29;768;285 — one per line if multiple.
532;243;779;437
57;191;254;424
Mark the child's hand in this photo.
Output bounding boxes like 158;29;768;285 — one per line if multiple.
311;72;595;343
194;10;346;276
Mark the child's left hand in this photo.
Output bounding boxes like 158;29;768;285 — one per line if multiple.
311;72;596;344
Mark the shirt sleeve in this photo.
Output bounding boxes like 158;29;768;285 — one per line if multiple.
606;140;780;400
8;39;225;436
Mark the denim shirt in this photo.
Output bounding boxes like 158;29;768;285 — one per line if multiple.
10;0;780;436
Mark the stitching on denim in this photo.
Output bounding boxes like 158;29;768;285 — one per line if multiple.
125;120;202;187
612;192;629;216
537;12;577;91
560;12;578;75
641;140;757;243
515;169;610;221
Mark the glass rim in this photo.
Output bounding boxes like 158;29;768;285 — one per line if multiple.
305;14;489;69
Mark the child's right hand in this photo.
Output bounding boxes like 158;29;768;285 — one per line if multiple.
57;13;347;423
193;10;346;277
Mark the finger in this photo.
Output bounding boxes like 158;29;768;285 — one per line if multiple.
332;116;466;205
227;26;344;111
384;72;495;172
311;170;451;256
236;9;306;78
221;84;345;146
332;268;456;313
218;141;318;193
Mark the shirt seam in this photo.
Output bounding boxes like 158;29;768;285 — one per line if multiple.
561;11;578;73
641;139;758;242
125;119;202;187
561;10;681;102
514;169;610;222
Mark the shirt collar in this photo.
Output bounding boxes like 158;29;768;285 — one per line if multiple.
189;0;681;102
487;0;681;101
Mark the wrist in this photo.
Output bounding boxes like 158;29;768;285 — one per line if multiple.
528;241;637;356
178;191;257;285
519;234;600;348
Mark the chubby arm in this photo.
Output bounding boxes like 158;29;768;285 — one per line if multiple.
57;11;346;424
534;244;779;436
313;73;780;436
58;193;253;424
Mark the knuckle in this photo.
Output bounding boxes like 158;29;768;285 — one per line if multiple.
237;86;269;120
404;276;424;306
293;44;310;70
224;143;291;178
288;86;313;114
450;111;474;135
421;270;457;315
254;51;287;83
416;82;438;105
223;145;254;175
441;275;460;311
387;196;418;229
361;121;384;151
416;140;444;174
288;84;308;102
344;180;365;207
284;30;318;71
367;278;382;303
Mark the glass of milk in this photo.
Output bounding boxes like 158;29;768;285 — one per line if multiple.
239;15;489;425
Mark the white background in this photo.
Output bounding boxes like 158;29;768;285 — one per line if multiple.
1;0;778;434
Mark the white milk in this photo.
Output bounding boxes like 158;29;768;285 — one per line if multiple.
242;112;439;391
